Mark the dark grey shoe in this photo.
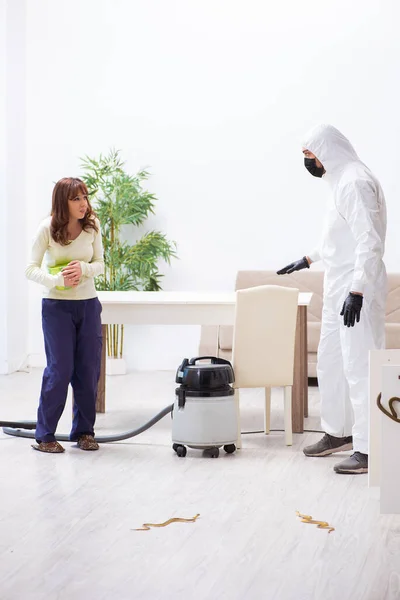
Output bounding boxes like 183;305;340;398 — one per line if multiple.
334;452;368;474
303;433;353;457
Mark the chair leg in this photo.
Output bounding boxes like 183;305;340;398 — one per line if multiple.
284;386;293;446
264;387;271;434
235;388;242;449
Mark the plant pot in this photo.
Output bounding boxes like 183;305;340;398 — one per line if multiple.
106;357;127;376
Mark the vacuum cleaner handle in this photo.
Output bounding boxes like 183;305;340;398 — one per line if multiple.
189;356;232;366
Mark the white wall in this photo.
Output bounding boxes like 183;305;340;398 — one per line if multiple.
0;0;7;373
21;0;400;370
0;0;28;375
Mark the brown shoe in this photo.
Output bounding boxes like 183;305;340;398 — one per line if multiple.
334;452;368;474
77;435;99;451
32;441;65;453
303;433;353;457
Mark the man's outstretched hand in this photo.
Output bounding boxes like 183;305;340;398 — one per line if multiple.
277;256;310;275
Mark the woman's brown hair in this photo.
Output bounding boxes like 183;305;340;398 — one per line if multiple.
50;177;98;246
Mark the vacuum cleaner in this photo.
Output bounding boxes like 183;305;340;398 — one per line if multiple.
1;356;237;458
172;356;237;458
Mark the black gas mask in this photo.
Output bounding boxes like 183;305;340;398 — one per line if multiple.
304;158;325;178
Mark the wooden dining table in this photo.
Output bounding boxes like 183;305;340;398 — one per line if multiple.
97;291;313;433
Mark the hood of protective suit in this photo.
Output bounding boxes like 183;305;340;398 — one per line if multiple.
303;124;360;176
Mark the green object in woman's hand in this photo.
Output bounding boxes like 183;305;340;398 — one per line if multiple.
48;264;71;290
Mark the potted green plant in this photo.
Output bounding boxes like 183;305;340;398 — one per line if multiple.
80;149;177;374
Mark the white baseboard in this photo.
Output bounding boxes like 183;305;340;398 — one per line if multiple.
0;355;30;374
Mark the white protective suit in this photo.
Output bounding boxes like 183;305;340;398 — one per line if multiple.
303;124;387;454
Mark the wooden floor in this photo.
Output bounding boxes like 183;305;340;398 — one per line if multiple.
0;370;399;600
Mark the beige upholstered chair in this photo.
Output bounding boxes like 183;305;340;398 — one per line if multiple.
232;285;299;449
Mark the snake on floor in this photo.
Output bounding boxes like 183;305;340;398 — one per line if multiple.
134;514;200;531
296;511;335;533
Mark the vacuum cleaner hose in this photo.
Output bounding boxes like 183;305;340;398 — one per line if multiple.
1;404;173;443
0;420;37;430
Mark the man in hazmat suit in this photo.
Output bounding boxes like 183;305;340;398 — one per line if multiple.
277;124;387;474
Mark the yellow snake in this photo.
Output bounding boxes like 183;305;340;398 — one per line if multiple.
296;511;335;533
134;514;200;531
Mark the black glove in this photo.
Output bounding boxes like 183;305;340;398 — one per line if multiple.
277;256;310;275
340;293;363;327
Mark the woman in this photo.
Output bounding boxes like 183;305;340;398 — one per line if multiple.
25;177;104;453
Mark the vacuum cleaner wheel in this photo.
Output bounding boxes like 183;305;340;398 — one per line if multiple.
173;444;187;457
223;444;236;454
202;447;219;458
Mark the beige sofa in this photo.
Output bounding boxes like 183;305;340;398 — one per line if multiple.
199;270;400;379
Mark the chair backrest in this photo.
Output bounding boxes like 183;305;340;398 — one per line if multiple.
235;270;323;324
232;285;299;388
